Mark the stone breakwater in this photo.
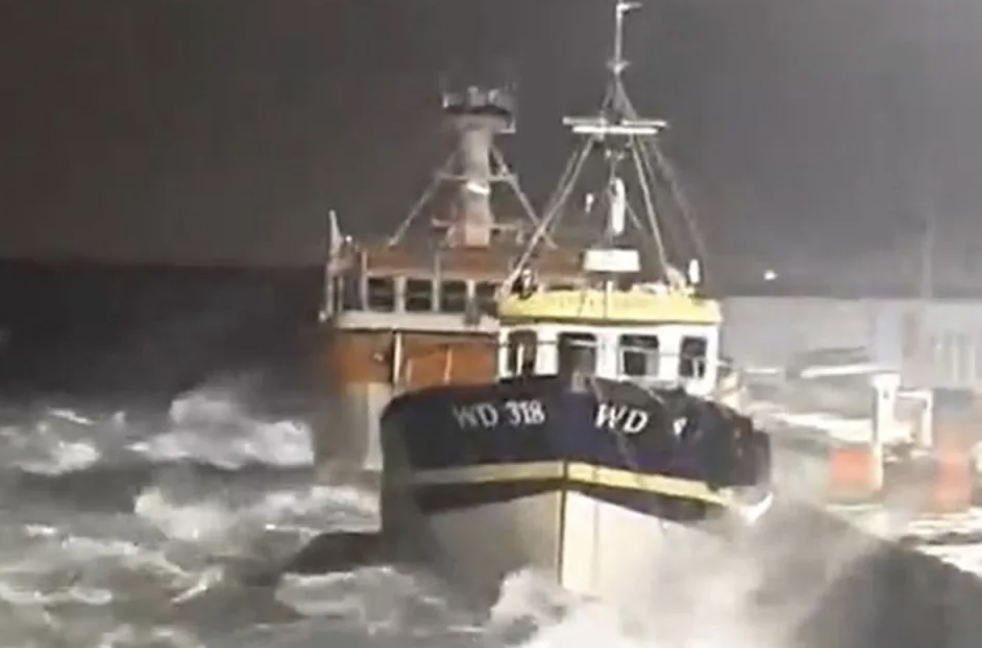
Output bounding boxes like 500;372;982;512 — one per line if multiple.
795;515;982;648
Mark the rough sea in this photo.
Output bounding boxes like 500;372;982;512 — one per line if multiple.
0;264;725;647
0;381;737;648
0;263;972;647
2;376;958;648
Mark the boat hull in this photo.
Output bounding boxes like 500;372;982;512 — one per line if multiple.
404;487;751;607
309;328;385;483
313;326;496;485
379;375;772;602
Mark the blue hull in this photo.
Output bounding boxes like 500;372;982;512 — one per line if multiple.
381;375;771;521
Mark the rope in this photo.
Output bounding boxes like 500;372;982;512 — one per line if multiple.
628;139;670;277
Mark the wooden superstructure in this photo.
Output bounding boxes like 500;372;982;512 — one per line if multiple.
323;241;585;393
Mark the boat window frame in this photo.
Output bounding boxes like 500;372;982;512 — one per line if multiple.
439;279;469;313
366;277;396;312
474;281;499;313
506;329;539;376
679;335;708;378
619;333;661;378
557;331;599;378
338;275;362;311
404;277;435;313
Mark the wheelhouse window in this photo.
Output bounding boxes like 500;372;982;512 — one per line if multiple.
340;276;362;310
404;278;434;312
679;336;708;378
366;278;395;311
619;334;660;377
439;280;468;313
506;330;537;376
558;332;597;378
474;282;498;312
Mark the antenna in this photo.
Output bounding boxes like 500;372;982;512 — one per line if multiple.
606;1;647;122
610;1;641;82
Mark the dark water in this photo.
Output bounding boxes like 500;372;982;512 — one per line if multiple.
0;260;322;406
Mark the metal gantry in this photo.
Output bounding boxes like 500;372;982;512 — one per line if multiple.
512;0;710;288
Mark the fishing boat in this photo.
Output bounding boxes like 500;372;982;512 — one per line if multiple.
374;2;774;604
313;75;581;484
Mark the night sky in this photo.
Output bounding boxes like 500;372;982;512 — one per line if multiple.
2;0;981;271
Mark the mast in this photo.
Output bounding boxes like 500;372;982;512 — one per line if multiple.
509;0;709;290
387;83;542;248
445;87;511;247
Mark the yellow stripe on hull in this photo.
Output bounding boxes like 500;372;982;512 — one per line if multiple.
410;461;734;507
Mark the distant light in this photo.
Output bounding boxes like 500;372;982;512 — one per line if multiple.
763;269;778;282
